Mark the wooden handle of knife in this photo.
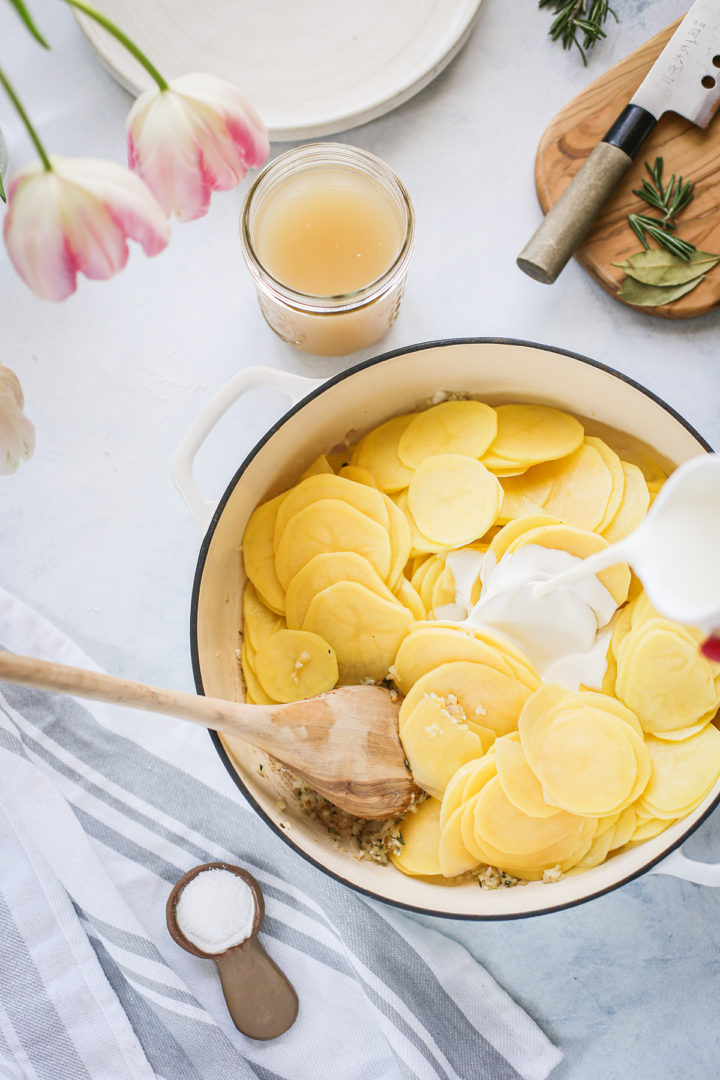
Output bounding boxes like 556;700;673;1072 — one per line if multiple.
517;141;633;284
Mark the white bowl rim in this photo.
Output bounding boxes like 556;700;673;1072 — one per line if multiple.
189;336;718;920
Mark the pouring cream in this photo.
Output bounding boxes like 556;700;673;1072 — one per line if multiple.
536;454;720;635
445;547;619;691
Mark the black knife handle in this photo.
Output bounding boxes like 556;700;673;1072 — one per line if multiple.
602;104;658;158
517;105;658;284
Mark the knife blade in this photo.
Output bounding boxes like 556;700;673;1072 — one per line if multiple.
517;0;720;284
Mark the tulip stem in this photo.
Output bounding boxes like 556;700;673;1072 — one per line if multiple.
0;66;53;172
62;0;169;91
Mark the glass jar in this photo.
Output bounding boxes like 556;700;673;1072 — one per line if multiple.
240;143;415;357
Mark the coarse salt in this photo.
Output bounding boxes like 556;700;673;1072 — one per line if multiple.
175;868;256;954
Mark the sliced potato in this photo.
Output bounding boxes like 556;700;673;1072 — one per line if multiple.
337;463;380;488
242;493;288;614
284;551;397;630
353;413;417;492
481;403;584;470
242;582;283;651
615;618;718;732
391;625;516;695
398;400;497;469
601;462;650;544
585;436;625;534
253;628;338;702
390;797;443;877
274;499;393;588
400;694;486;799
536;441;614;531
303;580;412;684
274;473;389;548
399;660;529;739
494;732;558;818
407;454;502;547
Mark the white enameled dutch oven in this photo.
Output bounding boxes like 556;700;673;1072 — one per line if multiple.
173;339;720;919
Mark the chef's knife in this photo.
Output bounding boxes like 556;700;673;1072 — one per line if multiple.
517;0;720;284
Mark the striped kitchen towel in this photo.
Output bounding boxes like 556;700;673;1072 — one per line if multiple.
0;586;562;1080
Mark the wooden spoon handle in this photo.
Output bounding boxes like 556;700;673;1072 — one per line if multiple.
0;650;267;735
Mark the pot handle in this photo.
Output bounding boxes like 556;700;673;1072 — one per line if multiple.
172;365;324;531
648;847;720;887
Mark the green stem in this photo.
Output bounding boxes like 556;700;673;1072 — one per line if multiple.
0;66;52;171
62;0;169;90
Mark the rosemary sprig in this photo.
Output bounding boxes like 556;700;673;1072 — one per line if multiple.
627;214;697;261
539;1;619;65
632;158;695;227
627;157;697;261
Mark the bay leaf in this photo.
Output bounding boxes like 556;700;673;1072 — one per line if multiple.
612;249;720;287
617;275;706;307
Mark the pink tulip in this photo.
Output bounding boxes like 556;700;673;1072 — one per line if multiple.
3;156;170;301
126;73;269;222
0;363;34;475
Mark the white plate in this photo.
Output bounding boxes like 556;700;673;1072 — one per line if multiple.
75;0;483;140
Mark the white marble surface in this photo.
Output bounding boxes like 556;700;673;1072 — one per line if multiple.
1;1;719;1076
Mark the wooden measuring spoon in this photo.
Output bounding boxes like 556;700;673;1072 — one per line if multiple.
166;862;298;1040
0;651;418;819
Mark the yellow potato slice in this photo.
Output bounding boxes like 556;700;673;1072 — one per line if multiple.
526;709;640;816
439;751;497;829
599;649;617;696
639;727;720;817
585;436;625;533
398;400;497;469
480;403;584;470
615;620;717;732
409;554;435;593
274;500;393;589
253;628;338;703
394;576;425;621
431;564;457;611
337;464;380;488
399;661;529;739
496;470;552;523
390;797;443;877
473;776;596;862
284;551;397;631
353;413;417;492
627;816;673;844
390;625;516;695
535;441;613;531
439;802;482;877
382;492;413;586
400;695;486;799
303;580;412;684
487;514;562;565
392;491;448;557
460;795;492;863
242;582;283;651
607;805;637;851
242;493;288;614
601;462;650;544
465;627;541;690
559;690;644;738
299;454;334;479
494;732;558;818
408;454;502;547
274;473;389;549
240;641;278;706
507;523;630;606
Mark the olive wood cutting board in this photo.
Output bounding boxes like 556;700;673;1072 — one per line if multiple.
534;18;720;319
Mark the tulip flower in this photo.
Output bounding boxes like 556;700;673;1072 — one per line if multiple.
0;363;34;475
126;73;269;222
3;156;170;301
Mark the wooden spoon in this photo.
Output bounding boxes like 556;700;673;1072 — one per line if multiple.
0;651;419;819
